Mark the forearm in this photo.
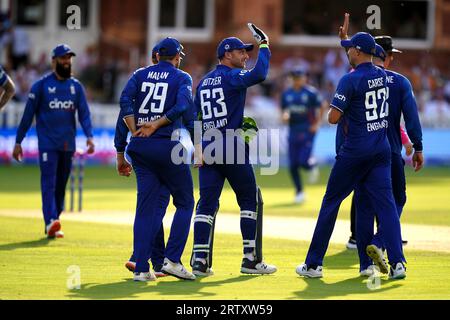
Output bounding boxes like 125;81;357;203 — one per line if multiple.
0;91;14;110
115;115;130;153
246;46;271;86
16;104;36;144
123;114;137;135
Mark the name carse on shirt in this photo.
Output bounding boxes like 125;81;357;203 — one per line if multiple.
367;77;384;89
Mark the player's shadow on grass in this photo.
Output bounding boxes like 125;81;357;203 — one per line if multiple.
266;202;303;209
291;276;402;299
324;249;360;270
66;275;258;300
0;238;52;251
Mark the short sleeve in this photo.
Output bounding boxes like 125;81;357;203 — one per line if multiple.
331;74;353;112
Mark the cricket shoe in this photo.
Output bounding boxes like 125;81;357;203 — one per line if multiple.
133;271;156;282
346;237;357;250
55;231;64;239
153;265;169;278
161;258;196;280
366;244;389;274
295;263;323;278
309;166;320;184
360;265;378;277
295;192;306;204
125;261;136;273
46;220;61;239
192;260;214;277
389;262;407;280
241;258;277;275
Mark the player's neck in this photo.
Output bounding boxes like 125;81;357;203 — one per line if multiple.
53;71;69;81
354;59;373;68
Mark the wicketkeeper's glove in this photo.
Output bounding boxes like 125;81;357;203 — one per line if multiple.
241;116;259;144
247;23;269;45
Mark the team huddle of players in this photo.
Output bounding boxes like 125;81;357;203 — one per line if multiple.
7;13;423;282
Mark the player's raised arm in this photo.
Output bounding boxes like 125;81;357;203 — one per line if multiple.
228;23;271;89
339;13;350;41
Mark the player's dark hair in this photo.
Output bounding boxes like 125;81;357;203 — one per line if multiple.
159;55;176;61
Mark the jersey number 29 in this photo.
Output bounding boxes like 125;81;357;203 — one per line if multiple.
139;82;168;114
200;88;228;120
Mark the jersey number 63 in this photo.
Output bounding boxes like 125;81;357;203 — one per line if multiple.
200;88;228;120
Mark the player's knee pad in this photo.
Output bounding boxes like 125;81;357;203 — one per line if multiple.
191;208;219;267
192;215;215;255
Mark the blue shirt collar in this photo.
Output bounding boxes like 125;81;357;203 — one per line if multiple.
158;61;176;68
355;62;373;70
217;64;233;71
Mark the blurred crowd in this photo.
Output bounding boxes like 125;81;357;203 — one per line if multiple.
1;15;449;129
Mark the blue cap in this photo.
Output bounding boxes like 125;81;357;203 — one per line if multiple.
374;44;387;61
217;37;254;59
152;43;160;53
290;68;307;77
52;44;76;59
341;32;376;55
157;37;185;56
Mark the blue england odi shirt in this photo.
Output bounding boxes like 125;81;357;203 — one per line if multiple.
194;46;271;140
331;62;391;157
120;61;193;140
384;69;423;154
281;85;323;133
16;73;93;152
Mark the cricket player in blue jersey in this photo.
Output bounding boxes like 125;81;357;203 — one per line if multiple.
115;42;196;278
119;37;196;282
281;69;327;204
296;32;406;280
0;65;16;111
115;44;168;278
190;23;277;276
13;44;95;239
355;39;423;278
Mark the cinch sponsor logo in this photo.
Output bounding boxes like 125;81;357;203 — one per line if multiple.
334;93;346;102
49;99;75;110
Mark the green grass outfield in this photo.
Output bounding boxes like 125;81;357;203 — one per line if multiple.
0;165;449;300
0;165;449;226
0;215;449;300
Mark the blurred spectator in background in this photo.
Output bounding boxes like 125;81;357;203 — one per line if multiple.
12;63;39;102
422;88;450;128
323;49;348;88
444;79;450;104
8;26;31;70
283;49;311;74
